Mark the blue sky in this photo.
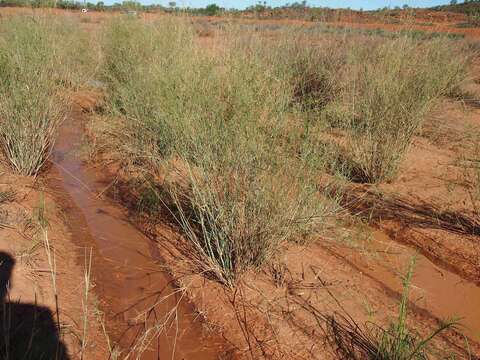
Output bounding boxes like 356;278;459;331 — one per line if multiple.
111;0;453;11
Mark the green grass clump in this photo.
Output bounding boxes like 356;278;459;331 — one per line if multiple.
0;16;93;176
272;36;344;112
257;31;470;183
102;18;200;160
325;37;470;182
102;19;336;284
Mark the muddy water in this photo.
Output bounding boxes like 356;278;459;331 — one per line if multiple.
347;230;480;342
50;105;226;359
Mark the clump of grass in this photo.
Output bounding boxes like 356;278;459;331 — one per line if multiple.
326;37;470;183
167;156;327;282
101;19;337;284
102;18;197;162
0;16;93;176
0;18;63;176
272;35;345;112
257;31;470;184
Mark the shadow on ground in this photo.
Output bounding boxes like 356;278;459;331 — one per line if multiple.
340;188;480;236
0;251;70;360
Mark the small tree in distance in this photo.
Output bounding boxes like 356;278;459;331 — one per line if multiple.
205;3;220;15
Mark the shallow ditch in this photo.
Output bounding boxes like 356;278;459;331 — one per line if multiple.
49;103;228;359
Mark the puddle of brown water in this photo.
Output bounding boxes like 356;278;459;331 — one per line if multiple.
49;106;227;359
349;230;480;342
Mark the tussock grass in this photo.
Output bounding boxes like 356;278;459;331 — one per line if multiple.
340;38;469;182
101;19;338;284
0;16;93;176
258;31;470;183
102;18;197;161
306;37;470;183
270;35;345;112
0;18;63;176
